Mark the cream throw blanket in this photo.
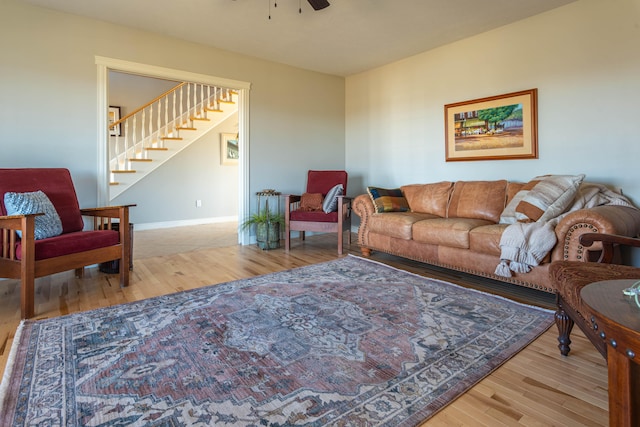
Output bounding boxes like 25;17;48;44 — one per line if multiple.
495;183;636;277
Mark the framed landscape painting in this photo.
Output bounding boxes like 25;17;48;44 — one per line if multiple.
220;133;239;165
444;89;538;161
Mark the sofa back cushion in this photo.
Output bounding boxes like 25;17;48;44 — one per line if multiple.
0;168;84;234
401;182;453;217
447;180;508;223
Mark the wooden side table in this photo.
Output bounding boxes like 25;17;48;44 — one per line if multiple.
581;279;640;427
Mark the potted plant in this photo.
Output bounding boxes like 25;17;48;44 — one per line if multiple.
241;208;284;250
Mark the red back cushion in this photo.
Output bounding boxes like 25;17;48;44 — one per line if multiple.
306;170;348;196
0;168;84;233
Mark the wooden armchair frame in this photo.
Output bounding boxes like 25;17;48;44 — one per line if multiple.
284;170;352;255
0;205;133;318
552;232;640;358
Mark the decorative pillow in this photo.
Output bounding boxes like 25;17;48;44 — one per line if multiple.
514;174;585;223
322;184;344;213
299;193;324;211
499;180;539;224
367;187;410;213
4;190;63;240
401;182;453;217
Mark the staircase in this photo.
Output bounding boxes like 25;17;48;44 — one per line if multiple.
109;82;238;200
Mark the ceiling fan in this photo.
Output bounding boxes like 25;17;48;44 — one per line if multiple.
307;0;330;10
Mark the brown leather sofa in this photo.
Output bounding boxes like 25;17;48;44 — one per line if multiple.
353;179;640;293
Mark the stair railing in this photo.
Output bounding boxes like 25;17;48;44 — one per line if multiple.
109;83;233;175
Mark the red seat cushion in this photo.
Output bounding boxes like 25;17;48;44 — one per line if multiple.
290;210;339;223
16;230;119;260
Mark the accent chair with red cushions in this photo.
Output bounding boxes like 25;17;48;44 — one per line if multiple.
0;168;134;318
284;170;351;255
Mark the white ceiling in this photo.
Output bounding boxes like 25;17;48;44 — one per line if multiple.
23;0;577;76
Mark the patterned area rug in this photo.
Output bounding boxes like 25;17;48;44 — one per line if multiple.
0;256;553;426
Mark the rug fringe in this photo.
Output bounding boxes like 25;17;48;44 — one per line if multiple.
0;320;25;407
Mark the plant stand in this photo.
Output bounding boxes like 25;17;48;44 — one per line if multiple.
256;190;281;250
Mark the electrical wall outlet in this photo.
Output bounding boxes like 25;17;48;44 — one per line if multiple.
196;200;202;208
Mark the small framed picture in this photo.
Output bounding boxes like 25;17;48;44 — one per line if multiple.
220;133;239;165
109;106;121;137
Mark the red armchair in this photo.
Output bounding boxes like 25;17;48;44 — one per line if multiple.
284;170;351;255
0;168;134;318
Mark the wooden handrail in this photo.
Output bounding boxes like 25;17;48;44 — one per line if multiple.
109;82;187;129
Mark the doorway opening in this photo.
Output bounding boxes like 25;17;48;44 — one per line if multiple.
95;56;251;245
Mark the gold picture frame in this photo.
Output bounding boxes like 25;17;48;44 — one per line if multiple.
444;89;538;161
220;133;239;165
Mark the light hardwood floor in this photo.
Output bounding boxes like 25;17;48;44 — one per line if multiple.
0;226;609;426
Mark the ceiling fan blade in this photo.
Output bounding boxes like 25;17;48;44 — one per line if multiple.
307;0;330;10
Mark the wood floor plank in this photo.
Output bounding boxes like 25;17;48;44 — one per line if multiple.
0;227;610;426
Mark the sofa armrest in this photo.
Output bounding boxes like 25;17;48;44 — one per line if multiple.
551;206;640;262
353;194;375;245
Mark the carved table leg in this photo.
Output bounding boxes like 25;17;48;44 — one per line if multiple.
555;299;574;356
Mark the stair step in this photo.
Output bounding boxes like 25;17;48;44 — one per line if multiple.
129;158;152;162
146;147;169;151
217;99;235;104
110;182;120;186
112;170;137;174
190;117;210;121
205;107;223;113
161;137;183;141
177;127;197;131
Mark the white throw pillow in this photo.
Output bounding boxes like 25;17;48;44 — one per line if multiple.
322;184;344;213
514;174;585;223
4;190;63;239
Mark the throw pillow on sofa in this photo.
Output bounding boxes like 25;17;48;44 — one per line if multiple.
513;174;585;223
367;187;410;213
4;190;63;240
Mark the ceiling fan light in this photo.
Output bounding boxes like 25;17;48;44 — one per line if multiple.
307;0;330;11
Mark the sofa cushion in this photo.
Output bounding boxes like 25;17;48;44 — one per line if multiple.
4;190;64;240
367;187;410;213
15;229;119;261
0;168;84;234
447;180;508;223
469;224;509;256
401;182;453;217
412;218;494;249
368;212;436;240
514;174;585;223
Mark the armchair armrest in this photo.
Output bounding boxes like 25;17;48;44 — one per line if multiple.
81;204;136;231
579;232;640;263
0;214;39;261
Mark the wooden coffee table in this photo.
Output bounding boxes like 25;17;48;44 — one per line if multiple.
581;279;640;427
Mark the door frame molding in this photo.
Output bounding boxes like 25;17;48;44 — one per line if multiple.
95;56;251;244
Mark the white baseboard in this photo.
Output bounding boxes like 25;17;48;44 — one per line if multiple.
133;216;238;231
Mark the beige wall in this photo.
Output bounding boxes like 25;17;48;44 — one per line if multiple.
346;0;640;206
0;0;345;227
